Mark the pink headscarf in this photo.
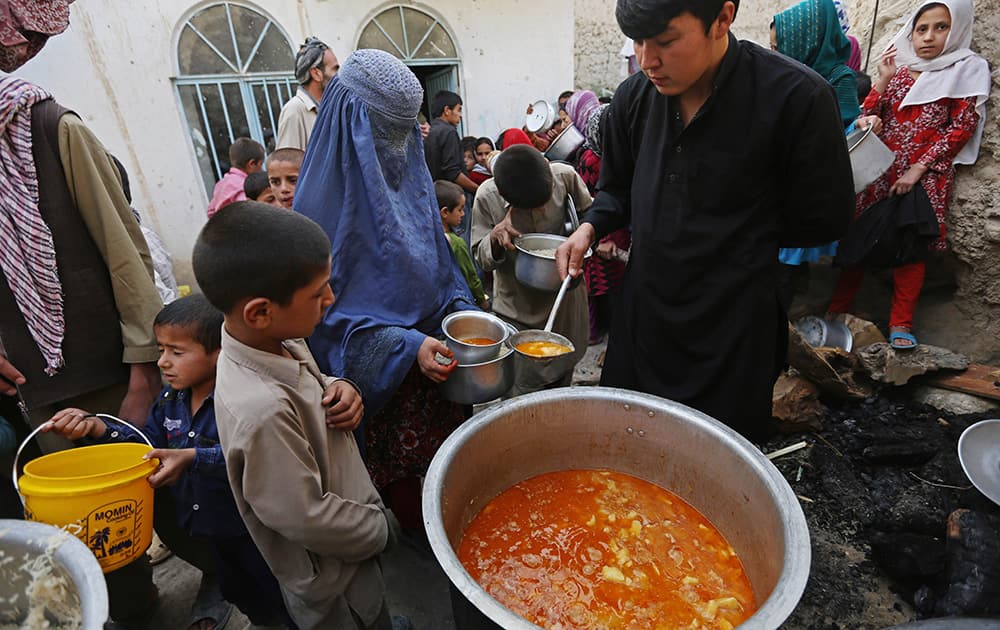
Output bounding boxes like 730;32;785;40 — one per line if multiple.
0;0;72;71
564;90;601;131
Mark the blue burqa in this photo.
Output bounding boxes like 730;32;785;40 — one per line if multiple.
294;49;474;417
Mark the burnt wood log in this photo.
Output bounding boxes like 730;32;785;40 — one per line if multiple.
933;509;1000;617
861;442;939;466
871;531;946;587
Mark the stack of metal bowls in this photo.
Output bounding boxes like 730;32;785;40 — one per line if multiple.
439;311;516;405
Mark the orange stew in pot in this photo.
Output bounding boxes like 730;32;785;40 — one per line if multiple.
461;337;499;346
458;469;757;629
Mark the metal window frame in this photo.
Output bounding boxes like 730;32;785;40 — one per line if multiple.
172;2;295;193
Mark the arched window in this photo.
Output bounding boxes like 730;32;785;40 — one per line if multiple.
358;7;462;126
174;2;295;195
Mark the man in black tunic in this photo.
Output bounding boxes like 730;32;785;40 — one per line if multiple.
557;0;854;438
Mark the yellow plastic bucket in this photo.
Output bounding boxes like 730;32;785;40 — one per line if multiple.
14;418;158;574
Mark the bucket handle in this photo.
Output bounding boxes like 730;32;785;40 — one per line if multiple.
12;414;155;499
847;123;875;153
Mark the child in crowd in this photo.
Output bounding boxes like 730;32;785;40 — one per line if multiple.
243;171;279;206
207;137;264;218
471;145;592;395
192;202;393;630
267;147;304;209
460;135;477;174
42;295;293;630
437;180;488;310
827;0;989;348
469;137;494;185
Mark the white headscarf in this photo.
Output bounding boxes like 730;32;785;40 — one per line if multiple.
889;0;991;164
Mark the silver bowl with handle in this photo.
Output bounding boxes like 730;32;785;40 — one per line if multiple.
543;123;585;162
438;345;516;405
423;388;811;630
513;233;590;292
443;311;511;365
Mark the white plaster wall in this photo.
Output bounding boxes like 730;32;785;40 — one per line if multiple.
16;0;574;283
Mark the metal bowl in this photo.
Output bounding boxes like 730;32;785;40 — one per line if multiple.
513;233;590;292
0;519;108;629
508;329;578;386
793;315;853;352
438;345;516;405
543;123;585;162
423;388;811;630
443;311;511;365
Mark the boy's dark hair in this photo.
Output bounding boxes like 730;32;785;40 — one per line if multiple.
153;294;224;353
111;155;132;204
193;201;331;313
243;172;271;200
854;71;872;105
460;135;477;155
616;0;737;39
493;145;553;210
475;137;495;151
267;147;305;170
431;90;462;118
435;179;465;211
229;138;265;170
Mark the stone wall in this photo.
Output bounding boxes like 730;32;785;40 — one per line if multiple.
574;0;627;95
577;0;1000;363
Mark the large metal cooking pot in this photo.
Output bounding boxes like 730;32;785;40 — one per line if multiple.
0;519;108;629
423;388;811;630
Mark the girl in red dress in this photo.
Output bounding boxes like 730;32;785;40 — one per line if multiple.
827;0;990;348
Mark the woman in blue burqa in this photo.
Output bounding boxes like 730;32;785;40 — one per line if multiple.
294;49;475;535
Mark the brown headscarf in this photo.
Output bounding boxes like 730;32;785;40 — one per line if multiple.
0;0;72;71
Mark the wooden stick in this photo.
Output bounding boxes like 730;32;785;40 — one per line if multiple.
767;441;809;460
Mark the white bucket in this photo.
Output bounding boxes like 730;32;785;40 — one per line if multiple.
847;125;895;194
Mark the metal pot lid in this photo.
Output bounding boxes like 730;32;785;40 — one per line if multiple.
958;419;1000;507
525;100;553;133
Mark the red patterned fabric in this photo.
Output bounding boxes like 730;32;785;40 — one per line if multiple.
576;148;631;298
362;367;466;491
0;0;72;71
857;69;979;252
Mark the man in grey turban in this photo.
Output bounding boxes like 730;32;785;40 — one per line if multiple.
275;36;339;150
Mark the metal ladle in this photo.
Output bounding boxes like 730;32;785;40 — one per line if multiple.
508;275;577;384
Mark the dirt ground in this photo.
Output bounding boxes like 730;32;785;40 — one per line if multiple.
767;391;1000;629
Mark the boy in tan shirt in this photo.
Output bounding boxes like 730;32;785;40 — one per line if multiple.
192;201;391;630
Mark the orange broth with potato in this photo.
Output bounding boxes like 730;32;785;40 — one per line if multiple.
458;469;756;629
515;341;572;357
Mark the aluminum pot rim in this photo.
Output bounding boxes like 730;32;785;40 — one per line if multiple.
514;233;592;261
448;344;515;368
442;312;510;352
422;387;811;630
